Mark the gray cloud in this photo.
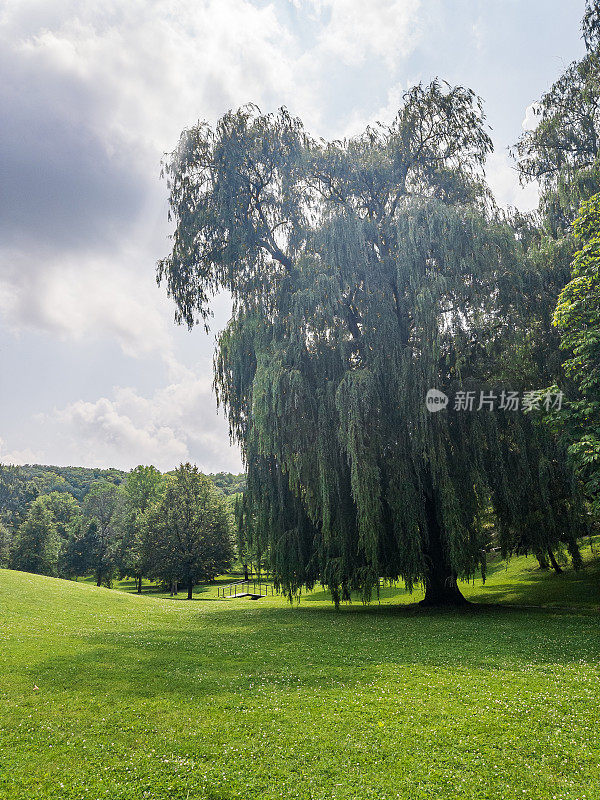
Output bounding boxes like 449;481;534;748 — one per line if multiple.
0;46;149;252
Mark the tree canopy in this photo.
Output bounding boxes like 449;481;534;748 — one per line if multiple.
10;499;61;577
547;194;600;517
159;83;586;606
513;0;600;236
143;464;233;599
511;1;600;527
80;482;123;586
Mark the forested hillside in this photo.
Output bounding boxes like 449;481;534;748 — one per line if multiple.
3;463;244;504
0;462;245;591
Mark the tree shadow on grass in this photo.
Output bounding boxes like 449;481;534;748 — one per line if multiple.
32;598;600;707
296;554;600;611
464;559;600;609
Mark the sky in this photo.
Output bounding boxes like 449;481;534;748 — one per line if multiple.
0;0;587;473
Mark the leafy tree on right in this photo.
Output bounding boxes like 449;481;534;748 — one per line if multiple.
545;196;600;519
513;0;600;525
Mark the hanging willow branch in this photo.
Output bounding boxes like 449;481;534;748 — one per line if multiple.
159;82;585;606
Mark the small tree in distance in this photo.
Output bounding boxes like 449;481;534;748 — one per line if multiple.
10;499;61;576
117;465;163;592
143;463;233;599
81;482;122;586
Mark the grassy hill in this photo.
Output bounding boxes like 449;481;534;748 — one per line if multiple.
1;551;599;800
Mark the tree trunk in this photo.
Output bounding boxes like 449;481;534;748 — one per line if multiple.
244;564;249;581
187;580;193;600
420;491;468;607
96;571;102;587
137;575;142;593
547;548;563;574
536;552;549;569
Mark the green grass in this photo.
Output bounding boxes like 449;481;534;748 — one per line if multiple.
107;538;600;610
1;546;599;800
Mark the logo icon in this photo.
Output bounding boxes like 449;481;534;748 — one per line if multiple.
425;389;449;413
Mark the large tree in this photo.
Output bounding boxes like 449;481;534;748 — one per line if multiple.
143;464;233;599
159;85;585;606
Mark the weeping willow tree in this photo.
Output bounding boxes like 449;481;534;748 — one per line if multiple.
159;83;584;606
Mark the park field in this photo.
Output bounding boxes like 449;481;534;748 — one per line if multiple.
1;545;600;800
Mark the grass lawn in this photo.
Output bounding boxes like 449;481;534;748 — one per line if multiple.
1;545;599;800
107;538;600;610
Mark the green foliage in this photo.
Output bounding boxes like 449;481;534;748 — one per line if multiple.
0;465;39;530
143;463;233;596
583;0;600;50
37;492;80;541
0;463;243;535
62;520;96;580
116;466;164;586
80;482;124;585
160;87;585;605
123;465;163;513
209;472;246;495
18;464;127;501
511;2;600;523
545;194;600;516
513;4;600;236
0;522;12;567
64;519;117;586
10;499;61;576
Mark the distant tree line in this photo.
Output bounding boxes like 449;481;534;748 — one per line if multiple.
0;463;240;598
7;463;245;502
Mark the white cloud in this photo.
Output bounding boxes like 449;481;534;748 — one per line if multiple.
522;102;541;131
51;397;191;469
307;0;423;68
0;438;46;467
0;246;172;359
0;0;314;356
339;82;409;139
36;359;242;473
485;150;539;212
0;0;428;357
471;18;485;53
